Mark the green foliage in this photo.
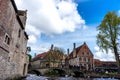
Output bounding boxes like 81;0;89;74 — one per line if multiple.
97;11;120;73
28;54;32;62
45;70;59;76
97;11;120;53
45;47;65;62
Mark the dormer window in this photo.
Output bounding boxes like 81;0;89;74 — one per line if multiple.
4;34;10;45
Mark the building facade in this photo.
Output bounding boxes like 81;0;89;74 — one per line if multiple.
31;45;66;69
68;42;94;71
94;59;117;72
0;0;29;79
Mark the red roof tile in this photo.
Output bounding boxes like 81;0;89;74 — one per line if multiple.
69;42;93;59
32;52;48;61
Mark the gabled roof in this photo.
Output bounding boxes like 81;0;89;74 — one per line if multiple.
69;42;93;59
32;52;48;61
32;51;66;61
69;45;82;59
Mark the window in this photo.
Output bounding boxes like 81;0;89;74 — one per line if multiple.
82;52;84;55
4;34;10;45
88;58;90;62
79;57;82;62
84;64;86;67
18;29;21;38
86;58;88;62
84;57;86;62
87;52;89;55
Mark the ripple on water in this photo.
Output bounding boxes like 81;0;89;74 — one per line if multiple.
26;74;119;80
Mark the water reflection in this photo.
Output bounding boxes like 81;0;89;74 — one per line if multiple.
25;74;118;80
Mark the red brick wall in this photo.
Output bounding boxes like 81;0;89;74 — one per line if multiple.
77;43;94;70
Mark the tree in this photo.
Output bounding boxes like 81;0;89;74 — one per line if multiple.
97;11;120;73
28;54;32;62
44;46;65;67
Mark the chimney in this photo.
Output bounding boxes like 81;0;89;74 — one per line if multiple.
84;42;86;45
67;48;69;58
50;44;54;50
67;48;69;55
73;43;76;50
34;53;36;57
73;43;76;58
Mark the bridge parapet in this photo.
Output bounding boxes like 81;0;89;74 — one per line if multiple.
29;66;81;76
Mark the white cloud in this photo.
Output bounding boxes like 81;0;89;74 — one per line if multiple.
15;0;85;35
31;46;49;53
26;24;41;36
94;46;115;61
118;10;120;16
75;0;89;3
15;0;86;51
28;35;37;44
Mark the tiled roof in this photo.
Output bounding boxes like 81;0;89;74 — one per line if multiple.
32;52;48;61
32;51;66;61
69;45;82;59
69;42;93;59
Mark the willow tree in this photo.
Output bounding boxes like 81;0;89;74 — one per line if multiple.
97;11;120;73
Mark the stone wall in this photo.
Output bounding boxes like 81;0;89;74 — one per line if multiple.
0;0;29;79
0;48;9;79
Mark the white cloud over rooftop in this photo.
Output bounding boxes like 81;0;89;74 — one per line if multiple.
15;0;85;44
94;46;115;61
15;0;117;61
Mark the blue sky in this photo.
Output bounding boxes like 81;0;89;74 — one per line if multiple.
76;0;120;25
15;0;120;61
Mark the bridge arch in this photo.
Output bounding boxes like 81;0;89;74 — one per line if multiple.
53;68;66;76
28;70;41;76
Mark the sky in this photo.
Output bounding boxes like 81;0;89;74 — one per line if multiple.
15;0;120;61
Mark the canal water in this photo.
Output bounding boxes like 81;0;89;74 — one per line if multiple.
25;74;119;80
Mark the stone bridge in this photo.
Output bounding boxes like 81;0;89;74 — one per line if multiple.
28;67;71;76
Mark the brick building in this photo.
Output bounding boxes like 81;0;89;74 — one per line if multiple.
31;45;66;69
0;0;29;79
68;42;94;71
94;59;117;72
